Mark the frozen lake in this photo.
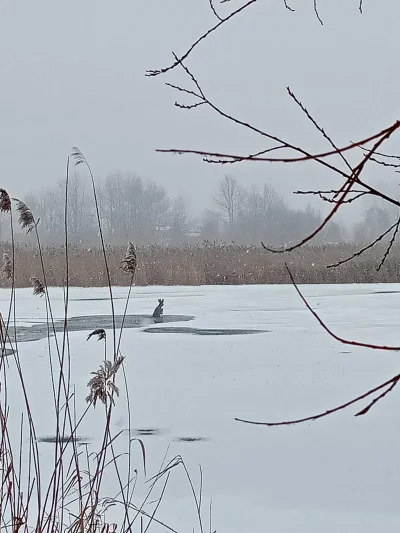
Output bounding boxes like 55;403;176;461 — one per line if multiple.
2;283;400;532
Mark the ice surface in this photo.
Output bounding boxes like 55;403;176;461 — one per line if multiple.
1;283;400;532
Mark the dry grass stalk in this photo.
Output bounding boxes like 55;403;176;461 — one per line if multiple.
0;189;11;213
120;241;137;276
86;356;124;407
1;253;12;280
87;328;106;341
13;198;35;233
30;276;45;297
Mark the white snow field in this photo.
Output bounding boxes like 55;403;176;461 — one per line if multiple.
2;283;400;533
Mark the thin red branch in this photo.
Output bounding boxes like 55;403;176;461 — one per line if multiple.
262;176;356;252
327;220;400;269
235;373;400;426
377;216;400;271
354;378;399;416
156;122;400;165
234;262;400;426
284;263;400;351
261;124;399;253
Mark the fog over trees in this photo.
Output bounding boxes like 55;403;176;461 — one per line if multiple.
1;172;395;248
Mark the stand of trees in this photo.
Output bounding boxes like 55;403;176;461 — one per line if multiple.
2;172;393;248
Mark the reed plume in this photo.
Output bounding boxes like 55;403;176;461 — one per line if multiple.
0;189;11;213
120;241;137;276
86;356;124;407
71;147;86;167
13;198;35;233
30;276;45;297
1;253;12;280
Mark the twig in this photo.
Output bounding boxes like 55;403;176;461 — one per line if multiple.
234;263;400;426
235;373;400;426
313;0;323;25
377;216;400;271
327;220;399;268
294;189;368;204
146;0;258;77
369;156;400;169
283;0;295;12
284;263;400;351
261;124;400;253
208;0;223;21
287;87;352;172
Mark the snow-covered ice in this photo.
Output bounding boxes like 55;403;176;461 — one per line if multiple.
2;283;400;532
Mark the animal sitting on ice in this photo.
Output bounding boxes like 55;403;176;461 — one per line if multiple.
152;298;164;318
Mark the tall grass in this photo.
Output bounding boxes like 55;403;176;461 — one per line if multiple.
0;152;210;532
0;242;399;288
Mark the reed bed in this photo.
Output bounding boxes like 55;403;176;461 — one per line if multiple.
0;242;399;288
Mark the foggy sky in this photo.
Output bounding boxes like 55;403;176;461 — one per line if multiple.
0;1;398;220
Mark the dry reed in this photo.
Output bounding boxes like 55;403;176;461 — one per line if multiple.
0;242;399;288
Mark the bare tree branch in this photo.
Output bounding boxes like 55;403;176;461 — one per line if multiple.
208;0;224;21
146;0;258;77
284;263;400;351
234;263;400;426
327;220;399;269
377;216;400;271
313;0;323;25
261;125;400;253
235;373;400;426
294;189;369;204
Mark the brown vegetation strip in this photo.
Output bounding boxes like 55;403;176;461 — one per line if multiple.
2;242;400;288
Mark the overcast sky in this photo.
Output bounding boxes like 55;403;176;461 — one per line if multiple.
0;1;398;219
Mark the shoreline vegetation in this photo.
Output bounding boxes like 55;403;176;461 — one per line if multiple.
2;242;399;287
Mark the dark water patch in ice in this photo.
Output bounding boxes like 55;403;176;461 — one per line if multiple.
1;348;15;357
371;290;400;295
174;436;210;443
38;435;92;444
132;428;165;437
143;327;269;336
8;314;195;343
70;297;126;302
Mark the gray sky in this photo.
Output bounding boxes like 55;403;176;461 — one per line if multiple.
0;1;398;218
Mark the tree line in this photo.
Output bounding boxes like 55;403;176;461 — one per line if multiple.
1;173;395;247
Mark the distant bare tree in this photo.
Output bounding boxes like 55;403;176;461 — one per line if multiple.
214;175;243;236
200;209;221;242
169;196;189;245
100;173;170;244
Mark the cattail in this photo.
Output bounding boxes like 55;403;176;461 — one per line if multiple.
30;276;45;297
0;189;11;213
1;254;12;280
13;199;35;233
86;356;124;407
120;241;137;276
87;328;106;341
